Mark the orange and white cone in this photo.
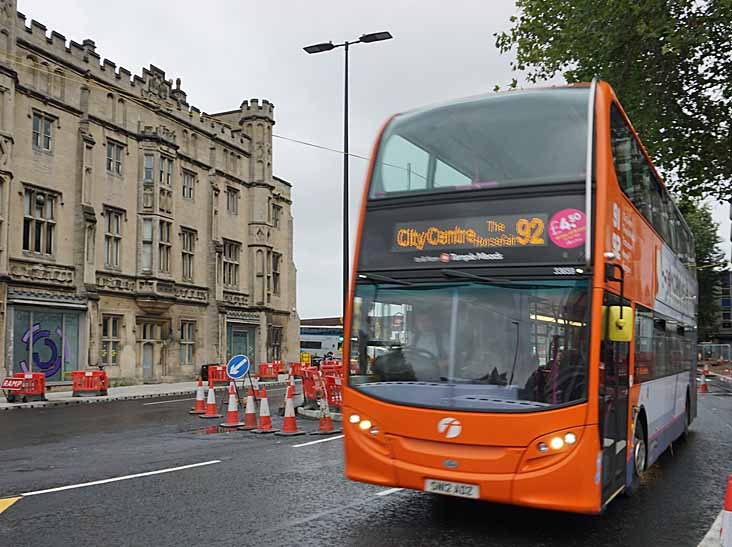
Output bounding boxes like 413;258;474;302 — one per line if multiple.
275;386;305;436
700;376;709;394
239;387;258;431
220;382;245;428
199;378;222;419
722;474;732;547
189;376;205;415
252;386;277;434
310;386;342;436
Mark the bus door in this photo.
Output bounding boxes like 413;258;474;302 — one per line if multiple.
599;292;630;505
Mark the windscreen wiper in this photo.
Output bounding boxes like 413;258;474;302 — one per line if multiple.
357;273;413;286
440;269;512;284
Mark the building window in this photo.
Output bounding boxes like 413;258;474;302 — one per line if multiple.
101;315;121;366
723;311;731;321
160;156;173;186
181;229;195;281
273;205;282;228
32;112;53;151
223;239;240;287
143;153;154;182
182;170;195;200
268;326;282;361
22;188;56;255
159;220;171;274
226;187;239;215
180;321;195;366
722;298;731;309
142;218;153;272
272;252;282;295
723;322;732;330
104;209;122;268
106;141;124;175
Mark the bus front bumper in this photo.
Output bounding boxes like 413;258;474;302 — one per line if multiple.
344;424;602;514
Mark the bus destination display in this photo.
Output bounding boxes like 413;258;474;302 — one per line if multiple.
358;194;587;270
393;213;549;253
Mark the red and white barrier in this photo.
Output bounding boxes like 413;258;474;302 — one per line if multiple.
722;474;732;547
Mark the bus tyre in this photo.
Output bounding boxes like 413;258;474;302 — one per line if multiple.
629;415;647;495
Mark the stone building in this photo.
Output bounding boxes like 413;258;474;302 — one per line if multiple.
0;1;299;384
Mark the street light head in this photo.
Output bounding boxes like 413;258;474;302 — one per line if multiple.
359;31;393;43
304;41;336;54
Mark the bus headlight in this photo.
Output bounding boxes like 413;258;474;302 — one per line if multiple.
564;432;577;445
349;414;361;424
549;437;564;450
359;419;372;431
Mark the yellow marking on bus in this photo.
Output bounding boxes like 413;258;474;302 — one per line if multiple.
0;497;20;514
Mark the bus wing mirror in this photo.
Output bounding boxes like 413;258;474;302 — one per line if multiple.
608;306;633;342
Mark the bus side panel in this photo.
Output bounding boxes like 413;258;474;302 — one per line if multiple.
636;375;688;465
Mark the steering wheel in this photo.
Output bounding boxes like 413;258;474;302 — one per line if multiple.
400;347;442;382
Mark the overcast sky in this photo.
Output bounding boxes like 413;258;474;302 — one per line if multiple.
23;0;731;318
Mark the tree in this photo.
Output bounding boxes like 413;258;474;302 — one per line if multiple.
677;199;725;341
495;0;732;199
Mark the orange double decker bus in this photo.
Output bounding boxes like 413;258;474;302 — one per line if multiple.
343;80;697;513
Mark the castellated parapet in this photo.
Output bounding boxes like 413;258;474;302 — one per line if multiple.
14;12;253;146
240;99;275;125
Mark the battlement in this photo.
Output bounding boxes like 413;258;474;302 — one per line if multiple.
241;98;275;122
13;10;252;148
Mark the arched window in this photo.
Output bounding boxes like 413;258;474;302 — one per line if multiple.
40;62;51;95
117;98;126;127
53;69;65;100
27;55;39;88
106;93;115;121
191;133;198;159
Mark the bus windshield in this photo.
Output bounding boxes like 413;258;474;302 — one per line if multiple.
349;279;589;412
369;87;590;198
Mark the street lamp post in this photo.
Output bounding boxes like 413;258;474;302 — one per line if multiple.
304;31;393;319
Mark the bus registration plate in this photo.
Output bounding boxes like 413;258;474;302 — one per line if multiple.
424;479;479;499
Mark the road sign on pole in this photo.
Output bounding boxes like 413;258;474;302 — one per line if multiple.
226;354;250;380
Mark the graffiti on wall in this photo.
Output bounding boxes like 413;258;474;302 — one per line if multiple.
19;323;70;378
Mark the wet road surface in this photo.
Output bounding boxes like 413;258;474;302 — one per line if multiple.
0;378;730;546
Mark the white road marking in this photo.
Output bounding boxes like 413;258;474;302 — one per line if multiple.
21;460;221;497
697;511;722;547
375;488;403;497
143;398;196;406
292;434;344;448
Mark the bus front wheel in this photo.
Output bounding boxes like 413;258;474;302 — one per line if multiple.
632;415;647;487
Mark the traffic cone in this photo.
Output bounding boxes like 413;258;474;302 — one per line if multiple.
722;474;732;547
239;387;258;431
700;377;709;394
199;378;222;419
310;387;342;436
189;376;205;415
252;386;277;433
275;386;305;436
220;382;245;428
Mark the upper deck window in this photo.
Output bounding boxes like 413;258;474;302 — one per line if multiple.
369;87;590;198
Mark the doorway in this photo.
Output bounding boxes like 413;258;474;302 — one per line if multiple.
227;324;255;363
599;292;631;505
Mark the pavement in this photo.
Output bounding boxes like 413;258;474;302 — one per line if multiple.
0;376;730;546
0;378;297;411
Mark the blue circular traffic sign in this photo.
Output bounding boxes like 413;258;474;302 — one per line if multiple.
226;354;250;380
